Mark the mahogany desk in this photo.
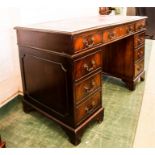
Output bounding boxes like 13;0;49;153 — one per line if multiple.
15;15;147;145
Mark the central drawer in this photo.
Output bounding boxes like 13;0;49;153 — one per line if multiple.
102;23;135;43
74;91;101;125
74;72;101;103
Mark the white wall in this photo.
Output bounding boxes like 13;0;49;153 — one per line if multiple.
0;8;21;106
0;7;99;107
19;8;99;24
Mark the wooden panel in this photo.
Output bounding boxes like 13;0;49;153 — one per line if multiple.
74;51;102;80
74;72;101;103
22;53;70;117
135;59;144;77
134;46;144;61
75;91;101;124
102;36;134;79
16;29;73;54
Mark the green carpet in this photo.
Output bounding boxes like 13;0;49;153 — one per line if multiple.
0;40;152;148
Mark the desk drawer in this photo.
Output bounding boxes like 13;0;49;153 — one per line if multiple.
135;20;146;31
75;72;101;103
74;51;102;80
134;46;144;61
135;59;144;77
75;91;101;124
73;32;102;52
134;32;145;47
102;24;134;43
103;27;119;43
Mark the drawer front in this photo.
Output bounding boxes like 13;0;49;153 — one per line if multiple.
75;91;101;124
75;72;101;103
134;46;144;61
135;59;144;77
135;20;146;31
102;24;134;43
134;32;145;47
103;27;119;43
74;51;102;80
73;32;102;52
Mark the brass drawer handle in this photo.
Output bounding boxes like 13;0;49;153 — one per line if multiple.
85;101;96;114
108;31;115;40
138;24;144;30
91;101;96;107
84;80;96;93
83;60;96;72
137;64;143;72
83;37;94;48
137;50;143;58
127;26;134;34
137;38;144;44
85;107;90;114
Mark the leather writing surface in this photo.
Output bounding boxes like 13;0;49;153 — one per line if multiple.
16;15;147;34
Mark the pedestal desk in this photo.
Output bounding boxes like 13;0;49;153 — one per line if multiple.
15;15;147;145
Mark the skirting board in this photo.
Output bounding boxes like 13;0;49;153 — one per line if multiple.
0;91;23;108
